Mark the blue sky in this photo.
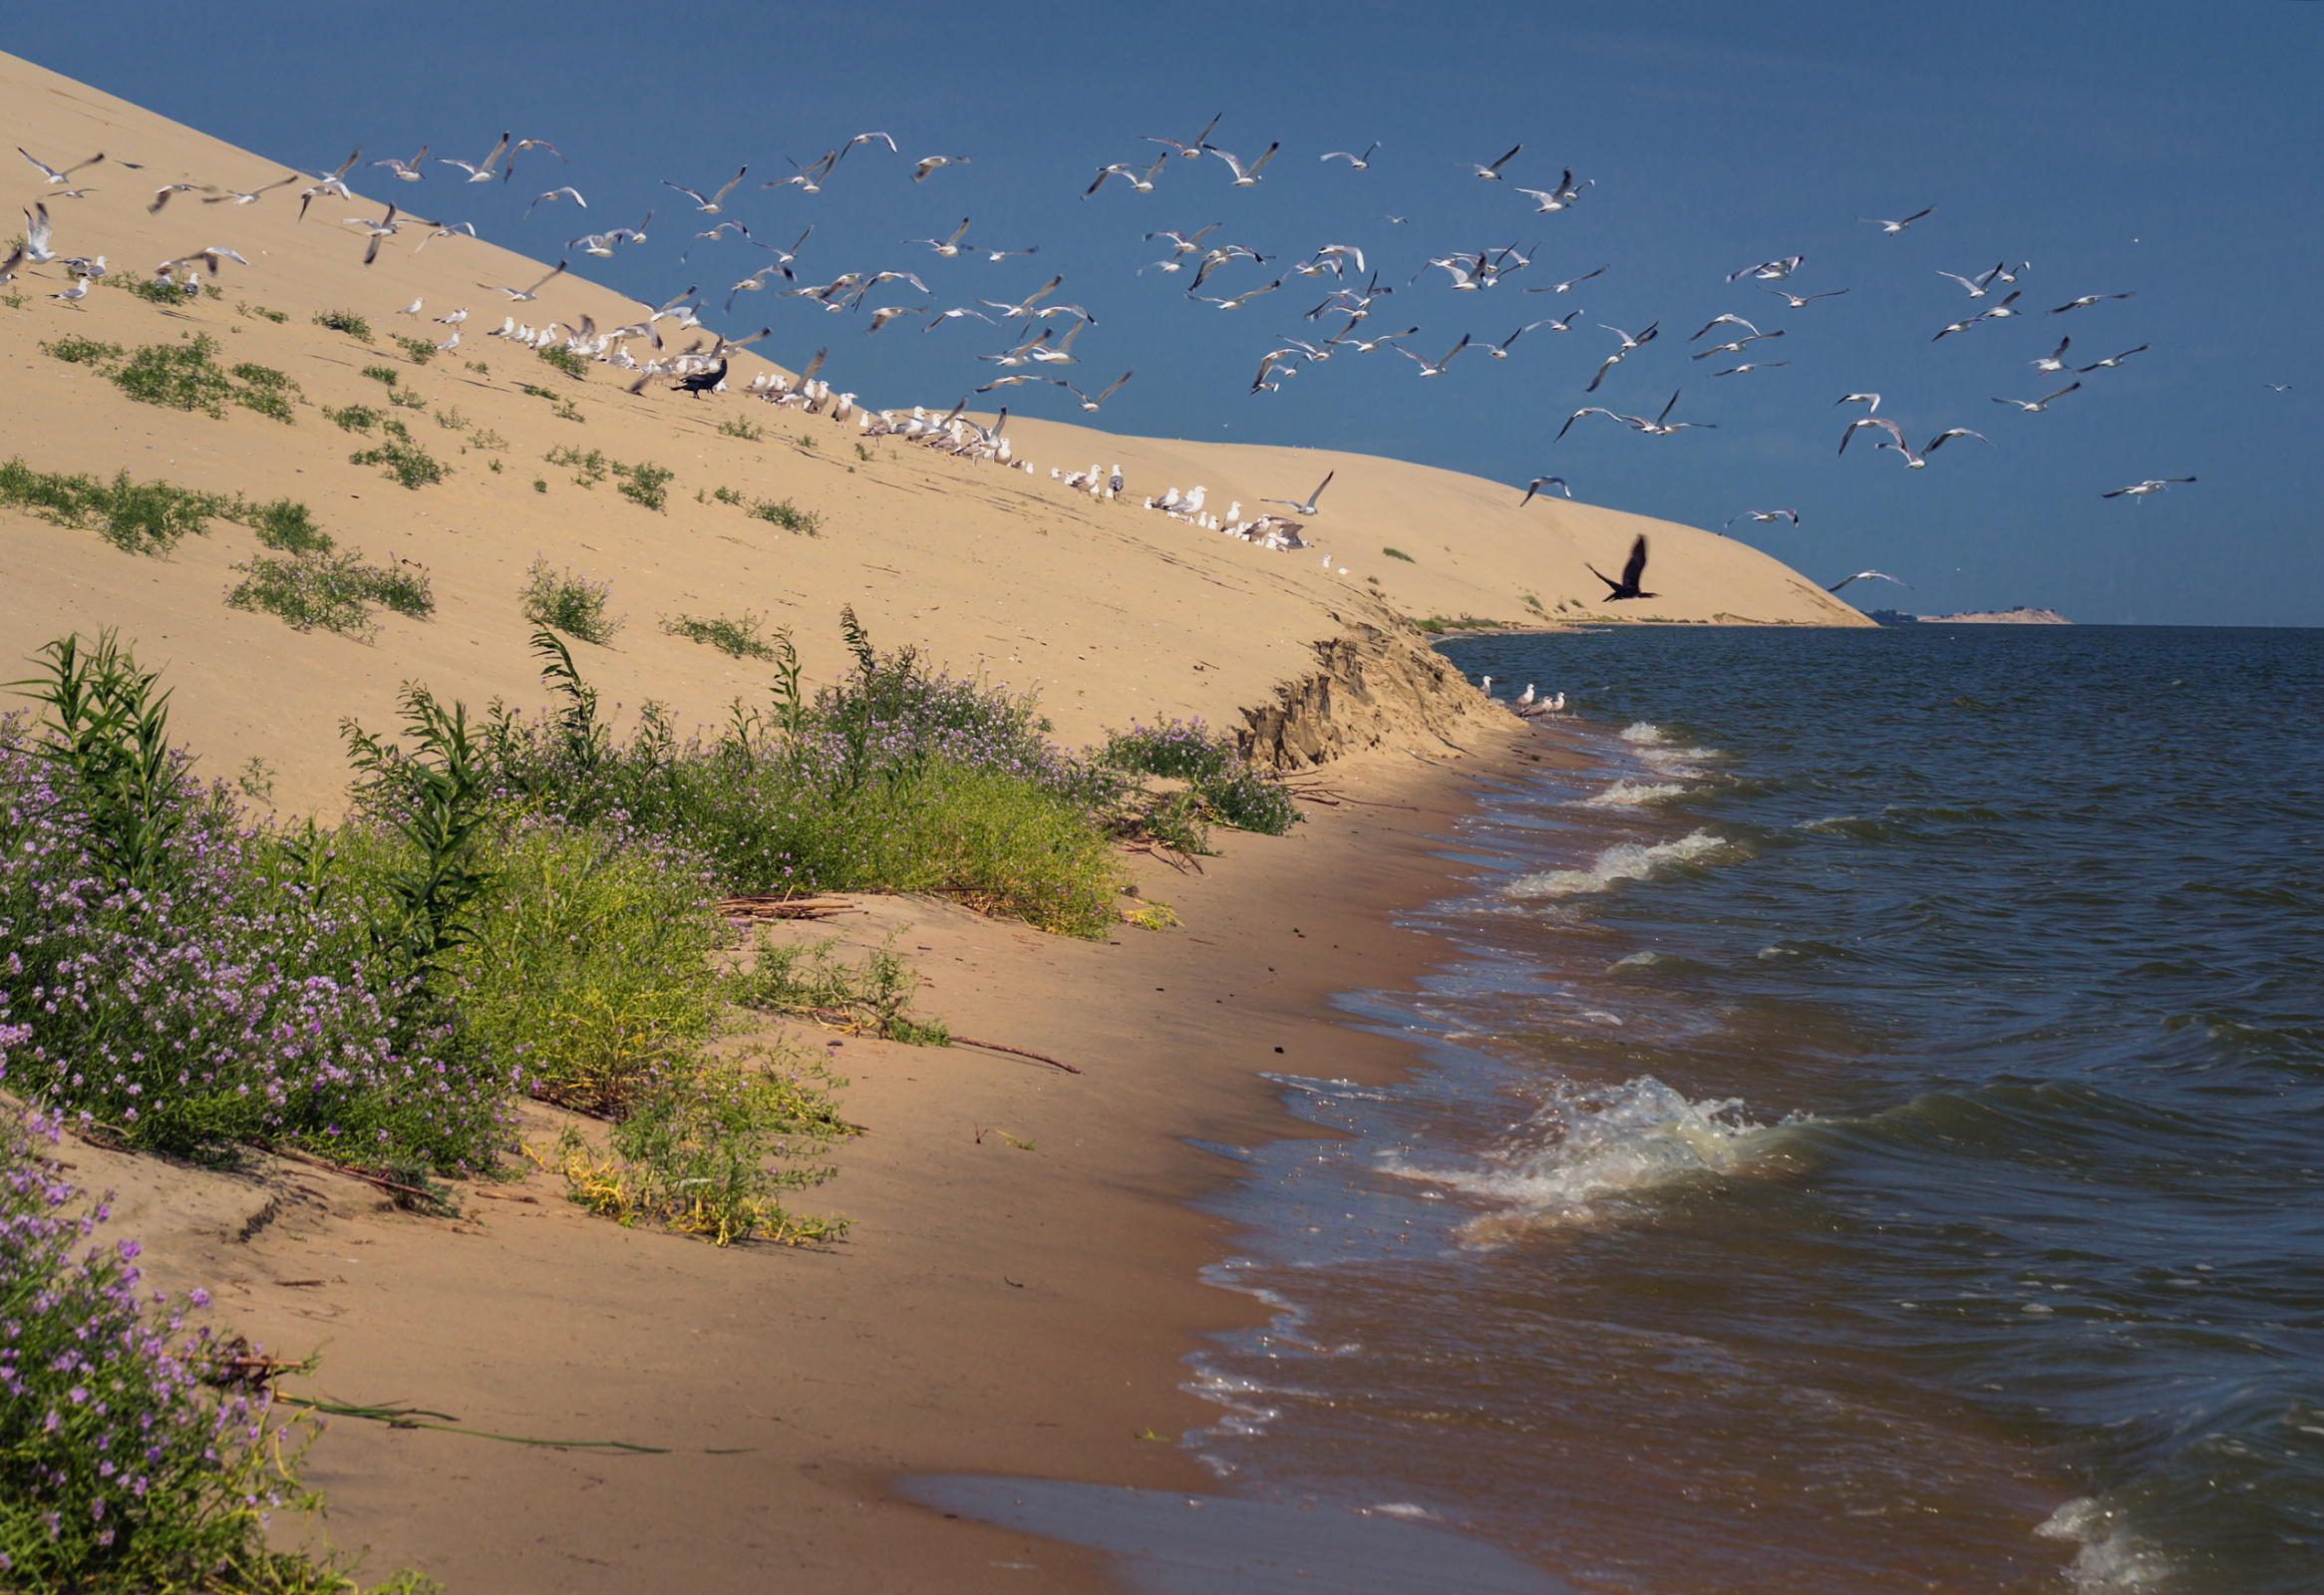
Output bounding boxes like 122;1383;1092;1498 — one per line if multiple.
7;2;2318;624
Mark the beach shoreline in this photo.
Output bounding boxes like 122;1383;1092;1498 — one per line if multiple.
81;722;1569;1593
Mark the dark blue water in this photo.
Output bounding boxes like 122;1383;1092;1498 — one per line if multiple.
1184;626;2323;1594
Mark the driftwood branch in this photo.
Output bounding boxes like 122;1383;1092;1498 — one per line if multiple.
716;894;858;922
269;1147;455;1210
951;1036;1082;1075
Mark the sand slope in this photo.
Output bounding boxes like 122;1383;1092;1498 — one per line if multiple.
1;49;1863;814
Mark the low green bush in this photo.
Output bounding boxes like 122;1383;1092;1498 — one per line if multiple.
237;301;289;323
324;403;379;432
0;457;230;554
361;364;399;387
314;308;372;341
39;333;123;367
349;434;447;489
392;333;436;365
226;549;435;639
535;345;589;380
249;496;333;554
732;930;950;1045
519;557;622;643
112;335;235;414
1103;721;1302;836
661;611;777;660
615;462;673;510
716;416;763;441
747;497;821;535
1383;546;1416;562
548;1047;850;1245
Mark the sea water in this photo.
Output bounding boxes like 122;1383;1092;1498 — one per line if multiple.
1184;626;2322;1594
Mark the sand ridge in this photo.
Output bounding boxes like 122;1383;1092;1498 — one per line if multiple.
2;49;1861;818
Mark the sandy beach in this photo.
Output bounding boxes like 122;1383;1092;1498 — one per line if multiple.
0;48;1858;1592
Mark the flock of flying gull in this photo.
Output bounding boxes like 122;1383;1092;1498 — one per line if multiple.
5;120;2243;611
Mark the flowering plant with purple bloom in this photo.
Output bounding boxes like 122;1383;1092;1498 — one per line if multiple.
0;1106;345;1588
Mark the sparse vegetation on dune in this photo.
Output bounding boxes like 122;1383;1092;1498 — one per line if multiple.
535;345;589;380
663;610;778;660
520;557;623;643
313;308;372;341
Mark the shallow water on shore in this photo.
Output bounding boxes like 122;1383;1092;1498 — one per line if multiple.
1186;626;2324;1595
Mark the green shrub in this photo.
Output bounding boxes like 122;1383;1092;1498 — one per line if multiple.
0;457;229;554
434;406;469;430
544;444;607;486
732;930;950;1045
361;364;399;387
1103;720;1302;836
614;461;673;510
519;556;622;643
535;345;589;380
465;359;490;375
747;497;821;535
112;274;187;307
854;442;874;462
468;426;508;451
712;484;744;505
661;611;776;661
549;1048;849;1245
1383;546;1416;562
393;333;436;365
516;382;557;400
39;333;123;367
349;436;447;489
447;820;721;1116
315;308;372;341
228;362;299;423
237;301;289;323
324;404;377;432
249;496;333;554
717;415;763;441
226;548;435;639
385;388;427;411
112;335;236;414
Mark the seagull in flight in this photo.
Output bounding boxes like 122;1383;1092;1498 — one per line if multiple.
1726;509;1800;527
1766;287;1848;308
293;148;364;220
1936;264;2008;298
2034;336;2073;373
912;155;969;181
2078;345;2150;373
482;259;568;302
369;146;430;181
1860;207;1934;234
1321;143;1379;168
1085;156;1168;197
1516;170;1591;211
911;217;976;257
1262;472;1335;515
1690;313;1761;342
1839;416;1905;458
1585;322;1658;392
1836;392;1881;415
19;147;103;184
665;166;747;213
436;133;510;182
1631;391;1716;437
1480;319;1563;359
1712;361;1789;377
1054;371;1133;411
1203;142;1280;185
528;186;586;212
2103;477;2195;500
1556;406;1631;442
203;173;300;205
1526;265;1606;295
1520;477;1571;505
1144;114;1224;160
149;182;201;215
2265;383;2292;393
1398;334;1473;376
1992;382;2082;412
1191;278;1284;310
1727;255;1804;283
1462;143;1522;179
1826;570;1912;594
2052;292;2135;314
1934;291;2020;340
1693;330;1783;360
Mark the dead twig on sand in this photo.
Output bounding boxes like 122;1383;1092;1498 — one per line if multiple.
952;1036;1082;1075
716;894;858;921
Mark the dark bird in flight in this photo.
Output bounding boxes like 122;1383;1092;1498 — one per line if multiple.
1587;534;1656;601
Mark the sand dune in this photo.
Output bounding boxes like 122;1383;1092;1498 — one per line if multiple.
1;50;1862;815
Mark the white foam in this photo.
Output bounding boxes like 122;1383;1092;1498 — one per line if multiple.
1620;721;1668;745
2036;1498;2175;1592
1387;1076;1782;1235
1583;779;1696;807
1507;829;1733;897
